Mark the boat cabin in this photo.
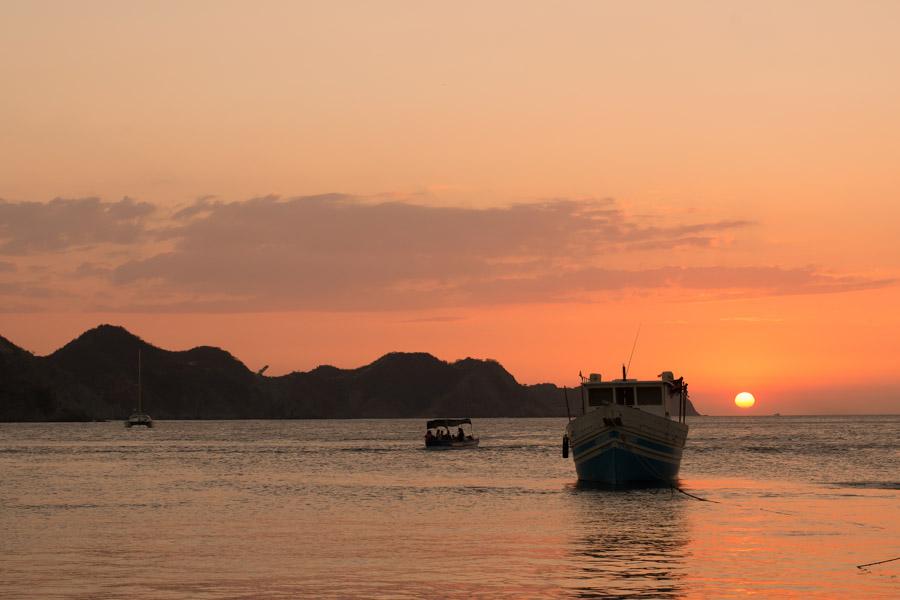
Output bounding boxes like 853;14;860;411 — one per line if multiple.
580;371;688;422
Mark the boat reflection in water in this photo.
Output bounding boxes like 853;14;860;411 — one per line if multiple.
564;483;689;599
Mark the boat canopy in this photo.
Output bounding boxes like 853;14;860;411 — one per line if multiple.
426;418;472;429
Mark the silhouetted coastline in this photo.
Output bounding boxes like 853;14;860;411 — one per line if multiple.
0;324;701;422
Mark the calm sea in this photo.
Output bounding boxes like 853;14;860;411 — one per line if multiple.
1;416;898;599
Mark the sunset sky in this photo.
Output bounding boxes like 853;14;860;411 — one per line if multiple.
2;1;899;414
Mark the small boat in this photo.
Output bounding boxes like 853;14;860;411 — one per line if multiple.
125;349;153;428
125;412;152;428
563;368;689;485
425;418;479;449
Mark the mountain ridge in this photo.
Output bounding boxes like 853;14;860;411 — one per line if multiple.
0;324;701;421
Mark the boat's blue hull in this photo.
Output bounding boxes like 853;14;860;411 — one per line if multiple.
566;407;688;486
573;440;680;485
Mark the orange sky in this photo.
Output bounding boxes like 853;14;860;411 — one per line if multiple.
1;1;899;414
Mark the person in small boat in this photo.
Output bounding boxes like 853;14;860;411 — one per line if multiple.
425;429;435;443
457;426;465;441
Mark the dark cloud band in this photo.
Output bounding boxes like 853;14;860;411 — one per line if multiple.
0;197;154;255
0;194;891;312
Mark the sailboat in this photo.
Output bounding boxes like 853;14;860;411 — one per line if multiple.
125;349;153;428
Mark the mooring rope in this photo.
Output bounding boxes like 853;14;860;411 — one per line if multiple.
856;556;900;570
633;452;719;503
671;484;719;503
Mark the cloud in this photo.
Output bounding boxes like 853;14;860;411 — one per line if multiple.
109;195;760;310
0;281;68;300
720;316;785;323
0;194;892;312
74;262;113;278
0;197;154;255
398;316;466;323
430;265;894;306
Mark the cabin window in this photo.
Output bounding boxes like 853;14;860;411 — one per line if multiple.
637;386;663;406
588;387;613;406
615;387;634;406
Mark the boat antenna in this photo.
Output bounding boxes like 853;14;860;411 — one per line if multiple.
625;322;641;378
137;348;142;413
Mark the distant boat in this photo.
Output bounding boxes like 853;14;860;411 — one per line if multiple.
424;418;479;448
125;349;153;428
563;368;689;485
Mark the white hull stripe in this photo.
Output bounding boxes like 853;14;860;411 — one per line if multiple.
572;428;681;457
575;441;681;467
573;433;682;466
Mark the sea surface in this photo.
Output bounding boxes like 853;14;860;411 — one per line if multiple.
1;416;898;599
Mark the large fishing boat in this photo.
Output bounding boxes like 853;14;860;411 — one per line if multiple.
563;369;689;485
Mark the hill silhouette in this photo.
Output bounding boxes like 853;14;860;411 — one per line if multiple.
0;324;700;421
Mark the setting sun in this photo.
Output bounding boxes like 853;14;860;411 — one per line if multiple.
735;392;756;408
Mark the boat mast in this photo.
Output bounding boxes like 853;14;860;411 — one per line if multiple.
137;348;142;413
624;322;641;378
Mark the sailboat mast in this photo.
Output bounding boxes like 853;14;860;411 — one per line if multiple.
137;348;142;413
